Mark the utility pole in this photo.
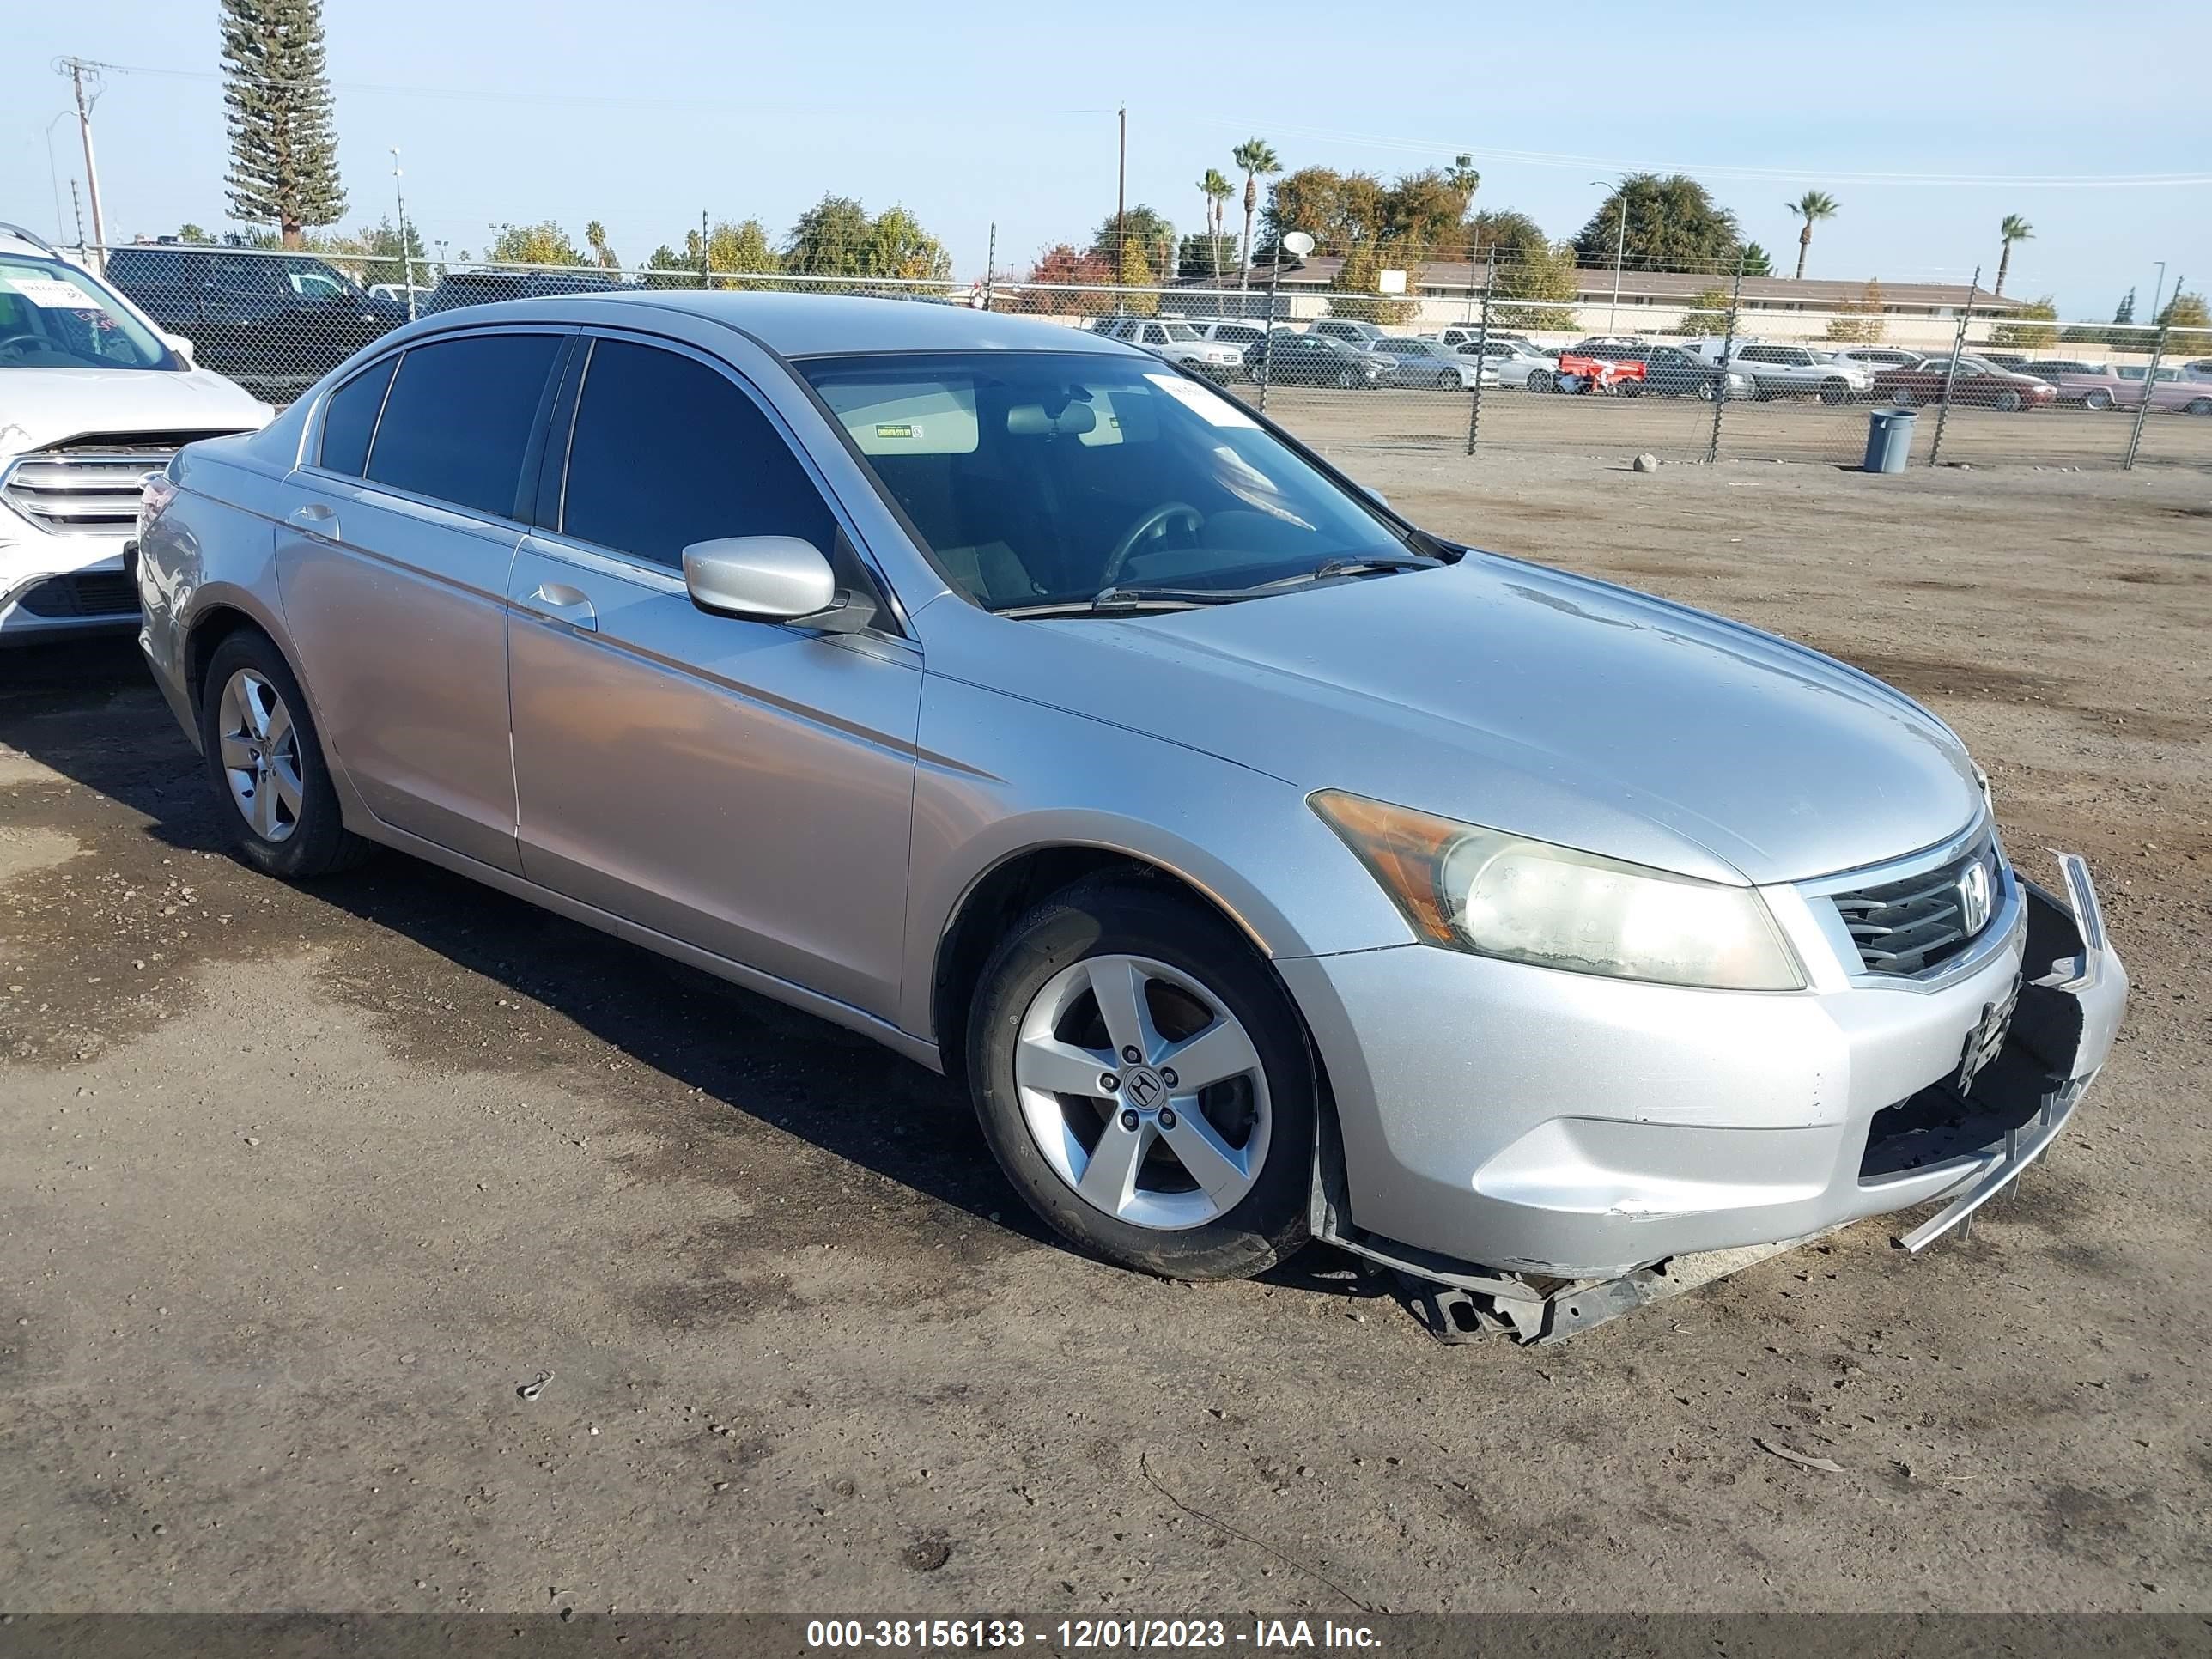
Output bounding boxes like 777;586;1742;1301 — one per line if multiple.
59;58;108;271
1115;104;1127;302
2148;262;2167;329
391;149;416;320
983;221;996;312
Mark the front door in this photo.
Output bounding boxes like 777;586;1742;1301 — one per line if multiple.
277;329;568;873
505;334;921;1020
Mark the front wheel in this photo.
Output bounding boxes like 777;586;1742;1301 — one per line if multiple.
1819;380;1851;406
2083;388;2114;411
1528;368;1553;393
1995;389;2023;412
2186;398;2212;416
1435;369;1458;389
198;629;373;878
1334;368;1358;389
966;878;1316;1281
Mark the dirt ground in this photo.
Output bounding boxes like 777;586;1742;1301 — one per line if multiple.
2;454;2208;1617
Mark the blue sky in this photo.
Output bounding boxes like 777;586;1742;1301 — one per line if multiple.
8;0;2209;318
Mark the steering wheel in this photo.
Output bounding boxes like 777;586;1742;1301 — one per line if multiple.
1099;501;1202;589
0;333;45;362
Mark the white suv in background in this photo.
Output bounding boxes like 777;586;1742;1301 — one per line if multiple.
1692;340;1872;404
1090;316;1247;379
0;225;269;643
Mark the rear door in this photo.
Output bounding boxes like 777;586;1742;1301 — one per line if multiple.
279;328;569;872
504;332;921;1018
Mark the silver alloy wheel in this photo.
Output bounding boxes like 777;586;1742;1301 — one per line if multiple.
216;667;304;843
1012;953;1272;1231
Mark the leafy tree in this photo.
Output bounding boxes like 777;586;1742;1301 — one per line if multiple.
2156;289;2211;356
1740;241;1772;276
1023;244;1117;316
1325;239;1418;325
351;216;426;289
1113;240;1160;314
220;0;346;248
583;221;619;270
784;196;950;282
1465;210;1549;264
1199;169;1233;283
1788;190;1838;280
645;219;781;289
1091;204;1174;264
1574;173;1741;275
1987;295;2057;349
1674;285;1734;337
171;223;219;245
1824;280;1888;343
1462;210;1577;329
1178;233;1237;280
488;222;586;266
1231;137;1281;297
1993;215;2033;296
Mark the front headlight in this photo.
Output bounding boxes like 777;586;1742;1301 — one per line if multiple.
1311;791;1804;991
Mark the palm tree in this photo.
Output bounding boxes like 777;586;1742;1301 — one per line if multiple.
1994;215;2033;296
1788;191;1838;280
1200;167;1233;285
1231;137;1280;296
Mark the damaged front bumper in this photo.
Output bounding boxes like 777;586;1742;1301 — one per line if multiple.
1285;850;2126;1340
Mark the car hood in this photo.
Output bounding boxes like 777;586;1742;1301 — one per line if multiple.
0;367;270;459
952;556;1983;885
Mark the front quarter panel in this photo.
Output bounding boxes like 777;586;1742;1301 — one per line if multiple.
899;670;1417;1044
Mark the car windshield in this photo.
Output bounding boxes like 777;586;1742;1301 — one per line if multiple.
0;253;174;371
799;350;1417;611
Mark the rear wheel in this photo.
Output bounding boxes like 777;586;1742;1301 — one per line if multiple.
1819;379;1851;406
1435;369;1458;389
1334;368;1358;390
2083;388;2114;411
198;630;372;878
2186;398;2212;416
1995;389;2023;412
967;878;1316;1281
1528;368;1554;393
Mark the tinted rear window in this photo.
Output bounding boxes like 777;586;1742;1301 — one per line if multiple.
365;332;561;517
319;356;399;477
559;339;836;568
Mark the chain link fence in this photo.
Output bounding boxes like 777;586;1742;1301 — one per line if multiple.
77;242;2212;472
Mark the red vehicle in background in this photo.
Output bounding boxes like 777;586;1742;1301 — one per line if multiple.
1870;356;2057;410
1553;352;1647;394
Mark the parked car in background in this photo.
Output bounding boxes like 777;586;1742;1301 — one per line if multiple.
1462;338;1562;392
2014;359;2133;410
1975;350;2028;368
0;224;268;642
1561;338;1751;400
1308;318;1390;350
135;290;2125;1304
104;242;409;400
1870;356;2057;410
1369;336;1492;389
1247;332;1391;387
1187;319;1287;354
1694;342;1871;403
1428;324;1545;354
1827;347;1923;374
1091;316;1247;379
2109;363;2212;413
421;268;633;313
2182;359;2212;380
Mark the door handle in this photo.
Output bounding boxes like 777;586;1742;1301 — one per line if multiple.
286;501;340;541
521;582;597;633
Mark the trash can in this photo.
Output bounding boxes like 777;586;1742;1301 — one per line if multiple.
1863;407;1917;473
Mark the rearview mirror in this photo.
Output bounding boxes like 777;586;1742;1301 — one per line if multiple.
682;536;877;634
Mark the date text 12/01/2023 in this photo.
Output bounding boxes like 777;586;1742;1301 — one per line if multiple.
804;1619;1382;1650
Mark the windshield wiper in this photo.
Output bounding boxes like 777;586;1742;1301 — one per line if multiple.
1227;553;1442;595
999;586;1250;619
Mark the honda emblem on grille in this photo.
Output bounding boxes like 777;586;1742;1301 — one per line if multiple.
1958;860;1992;935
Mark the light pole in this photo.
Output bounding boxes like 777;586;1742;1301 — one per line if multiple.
1592;179;1625;333
391;149;416;320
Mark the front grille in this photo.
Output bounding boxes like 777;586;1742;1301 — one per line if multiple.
1829;835;2003;976
2;431;231;538
12;573;139;618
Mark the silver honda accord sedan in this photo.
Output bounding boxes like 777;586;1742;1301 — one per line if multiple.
135;293;2125;1299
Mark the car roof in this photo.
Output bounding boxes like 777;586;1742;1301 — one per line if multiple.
392;289;1136;360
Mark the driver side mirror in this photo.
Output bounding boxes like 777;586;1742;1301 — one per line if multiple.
682;536;877;634
160;331;197;366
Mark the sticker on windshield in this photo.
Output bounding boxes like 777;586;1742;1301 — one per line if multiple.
1144;372;1257;428
0;276;103;310
874;422;920;440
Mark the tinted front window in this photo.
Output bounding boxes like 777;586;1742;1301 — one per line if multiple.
801;350;1414;611
0;253;174;371
364;332;561;517
560;340;836;568
319;356;400;477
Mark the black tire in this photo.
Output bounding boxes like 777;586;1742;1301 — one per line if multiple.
198;629;373;878
2083;389;2113;411
1695;380;1717;402
1334;368;1357;390
1435;369;1458;390
966;878;1316;1281
1995;389;2023;412
2186;398;2212;416
1528;368;1553;393
1819;379;1851;406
